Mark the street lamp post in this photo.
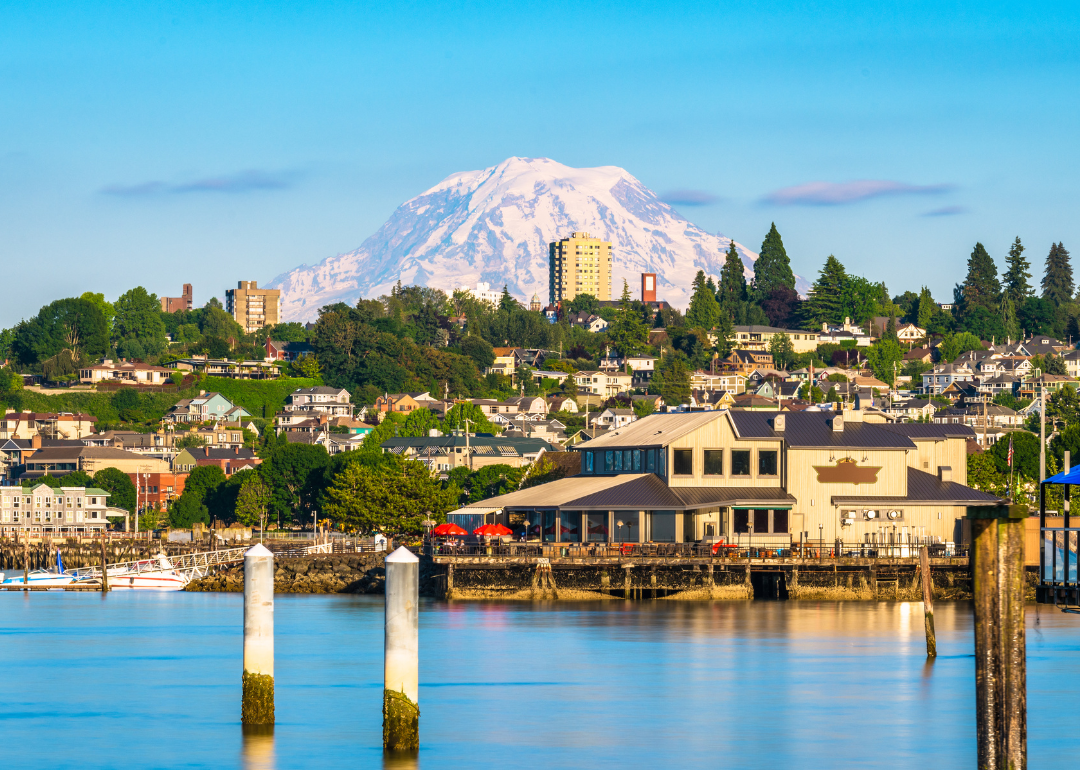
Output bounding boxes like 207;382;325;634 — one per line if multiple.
818;523;823;561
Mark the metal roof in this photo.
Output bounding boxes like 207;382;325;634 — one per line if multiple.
577;412;725;449
728;411;916;449
876;423;977;440
831;467;1001;505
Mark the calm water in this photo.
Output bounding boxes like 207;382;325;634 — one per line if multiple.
2;593;1078;769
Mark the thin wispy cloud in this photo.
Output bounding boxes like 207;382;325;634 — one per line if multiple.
659;189;719;206
764;179;953;206
922;205;967;217
102;169;300;197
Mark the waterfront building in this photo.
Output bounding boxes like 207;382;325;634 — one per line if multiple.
0;484;116;536
225;281;282;334
549;231;613;305
454;407;998;548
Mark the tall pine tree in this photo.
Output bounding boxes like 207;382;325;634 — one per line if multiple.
1001;236;1032;305
917;286;935;329
752;223;795;301
685;270;722;329
961;242;1001;312
718;242;747;315
802;255;848;327
1042;242;1074;307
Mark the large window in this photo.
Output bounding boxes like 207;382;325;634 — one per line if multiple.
542;509;557;542
645;449;656;473
758;450;778;477
734;509;790;534
604;451;614;473
584;451;594;474
753;509;770;533
650;511;677;543
731;450;751;476
704;450;724;475
632;450;641;472
673;449;693;475
614;511;639;543
587;512;607;542
560;511;581;542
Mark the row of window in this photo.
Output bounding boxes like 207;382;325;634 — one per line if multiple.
0;496;100;508
673;448;778;478
583;448;666;475
1;509;101;523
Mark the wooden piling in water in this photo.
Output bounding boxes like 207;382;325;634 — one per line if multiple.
23;536;29;589
384;546;419;752
242;543;275;726
920;546;936;658
968;504;1026;770
99;537;109;593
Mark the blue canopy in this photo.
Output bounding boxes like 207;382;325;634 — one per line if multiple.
1042;467;1080;485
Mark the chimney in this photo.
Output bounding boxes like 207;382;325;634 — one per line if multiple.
774;414;785;431
938;466;952;483
204;447;210;457
832;415;844;432
32;433;42;449
234;446;239;455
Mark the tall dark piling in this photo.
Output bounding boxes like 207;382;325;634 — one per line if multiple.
920;546;936;658
968;504;1026;769
99;537;109;593
242;543;275;725
384;546;419;752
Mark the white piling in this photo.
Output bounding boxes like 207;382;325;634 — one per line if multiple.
383;545;419;751
242;543;275;725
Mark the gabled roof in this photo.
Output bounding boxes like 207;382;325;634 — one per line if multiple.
728;411;917;449
575;412;724;449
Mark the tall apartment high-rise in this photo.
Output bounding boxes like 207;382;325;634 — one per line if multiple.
225;281;281;334
548;231;613;305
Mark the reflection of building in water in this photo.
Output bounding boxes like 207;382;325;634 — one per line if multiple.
453;406;999;549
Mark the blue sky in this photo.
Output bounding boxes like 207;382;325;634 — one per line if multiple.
2;0;1078;325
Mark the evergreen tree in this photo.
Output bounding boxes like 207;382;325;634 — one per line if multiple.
999;295;1019;342
608;280;648;357
718;241;748;314
917;286;934;329
1042;242;1074;307
752;223;795;301
685;270;721;329
499;286;518;311
961;243;1001;312
802;255;847;327
1002;236;1032;304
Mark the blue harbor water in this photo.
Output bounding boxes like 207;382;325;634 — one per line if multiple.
2;593;1079;769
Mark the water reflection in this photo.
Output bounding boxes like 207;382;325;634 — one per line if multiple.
383;752;419;770
241;727;275;770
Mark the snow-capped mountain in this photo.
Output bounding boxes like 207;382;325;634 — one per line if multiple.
269;157;795;321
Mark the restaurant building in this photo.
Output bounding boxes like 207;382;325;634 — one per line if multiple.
456;408;999;549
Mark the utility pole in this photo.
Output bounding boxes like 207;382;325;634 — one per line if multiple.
464;417;472;471
1039;379;1046;483
982;393;988;449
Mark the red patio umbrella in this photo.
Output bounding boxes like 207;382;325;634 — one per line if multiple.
473;523;513;537
433;522;468;537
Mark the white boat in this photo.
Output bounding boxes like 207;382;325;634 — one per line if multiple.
1;569;75;588
76;553;190;591
2;548;75;588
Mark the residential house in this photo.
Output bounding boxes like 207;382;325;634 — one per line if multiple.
922;363;976;395
1017;374;1075;401
574;371;632;398
722;349;774;375
501;396;548;415
1062;349;1080;379
594;408;636;430
531;369;571;385
817;318;873;347
0;412;98;440
733;325;820;354
164;392;251;424
285;387;353;416
265;337;314;362
373;393;425;416
885;399;936;422
690;371;747;394
487;348;523;376
380;433;553;473
690;390;736;410
566;311;609;333
731;394;780;411
80;360;174;385
631;394;665;412
896;323;926;344
548;396;579;414
166;357;279;380
20;446;171;480
0;437;85;483
904;347;934;364
974;374;1022;398
0;484;115;536
173;446;261;476
452;409;996;547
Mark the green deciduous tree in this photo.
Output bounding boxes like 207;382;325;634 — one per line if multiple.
113;287;168;359
443;402;498;435
234;473;272;528
866;338;903;386
989;430;1040;480
937;331;985;362
169;494;210;528
288;355;322;379
1042;242;1074;307
322;457;457;534
259;443;330;525
752;223;795;301
11;297;109;369
768;333;796;371
92;467;137;513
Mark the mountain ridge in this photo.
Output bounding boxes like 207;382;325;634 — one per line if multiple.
268;157;803;321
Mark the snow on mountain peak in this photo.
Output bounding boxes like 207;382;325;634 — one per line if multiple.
268;157;767;322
